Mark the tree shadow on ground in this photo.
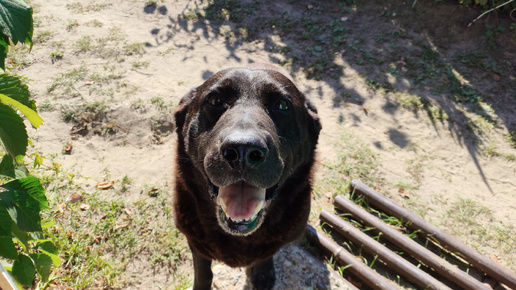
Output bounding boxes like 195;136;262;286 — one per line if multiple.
147;0;516;192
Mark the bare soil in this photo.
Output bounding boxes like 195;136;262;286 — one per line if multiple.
15;0;516;288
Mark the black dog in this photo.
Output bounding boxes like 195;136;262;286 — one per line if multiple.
173;64;321;289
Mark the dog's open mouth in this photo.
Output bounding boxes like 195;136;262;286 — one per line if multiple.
209;180;277;235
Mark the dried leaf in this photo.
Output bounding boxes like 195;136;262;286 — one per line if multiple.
492;74;500;81
399;188;410;199
488;253;502;264
148;187;159;197
63;141;73;154
96;180;115;190
114;223;131;231
79;203;90;211
389;224;406;231
124;207;133;216
66;193;83;204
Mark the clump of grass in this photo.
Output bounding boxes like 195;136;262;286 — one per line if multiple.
314;128;382;203
39;171;187;289
124;42;146;56
505;131;516;149
132;60;149;69
74;35;95;52
47;65;89;97
66;19;79;31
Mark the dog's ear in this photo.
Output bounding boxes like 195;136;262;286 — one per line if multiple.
174;88;196;136
305;98;322;139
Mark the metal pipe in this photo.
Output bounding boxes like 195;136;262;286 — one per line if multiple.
350;179;516;289
334;195;489;290
321;209;450;290
305;225;395;290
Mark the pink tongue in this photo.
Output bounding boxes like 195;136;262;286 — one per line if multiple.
218;181;265;221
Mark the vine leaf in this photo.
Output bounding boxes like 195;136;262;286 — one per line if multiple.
11;253;35;286
0;203;17;260
0;236;17;260
0;153;28;178
0;74;42;128
0;176;48;232
0;0;33;70
30;253;52;283
0;102;27;158
35;240;61;266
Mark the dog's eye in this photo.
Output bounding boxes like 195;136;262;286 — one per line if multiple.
276;99;290;111
206;93;223;107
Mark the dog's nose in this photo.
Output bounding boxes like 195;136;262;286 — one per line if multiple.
221;134;268;169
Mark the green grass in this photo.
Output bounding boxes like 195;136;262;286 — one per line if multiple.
124;42;146;56
38;170;188;289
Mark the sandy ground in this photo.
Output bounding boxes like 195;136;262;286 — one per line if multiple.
14;0;516;288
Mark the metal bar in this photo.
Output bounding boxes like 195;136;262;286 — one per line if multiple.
305;225;394;290
321;209;450;290
334;195;489;290
351;179;516;289
0;264;17;290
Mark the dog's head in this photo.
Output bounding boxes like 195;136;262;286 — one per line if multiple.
174;65;321;236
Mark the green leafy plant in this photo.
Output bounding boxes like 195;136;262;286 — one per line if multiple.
0;0;60;288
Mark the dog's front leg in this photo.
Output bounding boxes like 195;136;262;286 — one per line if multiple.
246;257;275;290
190;243;213;290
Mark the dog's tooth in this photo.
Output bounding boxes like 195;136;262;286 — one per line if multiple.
219;197;228;214
253;200;265;217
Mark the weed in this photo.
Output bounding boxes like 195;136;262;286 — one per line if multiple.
505;131;516;148
33;29;53;44
151;96;167;111
38;101;55;112
124;42;146;56
130;98;146;113
86;19;103;27
74;35;95;52
5;45;33;70
120;175;132;193
66;19;79;31
50;49;64;63
47;65;89;96
145;0;159;8
485;24;505;49
183;10;199;22
132;60;150;69
316;128;382;199
66;2;111;13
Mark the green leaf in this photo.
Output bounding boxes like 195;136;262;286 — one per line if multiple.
0;92;42;128
0;0;33;70
0;33;8;70
30;253;52;283
34;240;60;266
10;221;28;251
0;202;12;235
0;176;48;232
0;154;28;178
12;253;35;286
0;74;42;127
0;75;33;108
0;236;17;260
0;103;27;157
0;0;33;45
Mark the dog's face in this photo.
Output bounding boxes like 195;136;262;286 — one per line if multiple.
175;67;320;236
